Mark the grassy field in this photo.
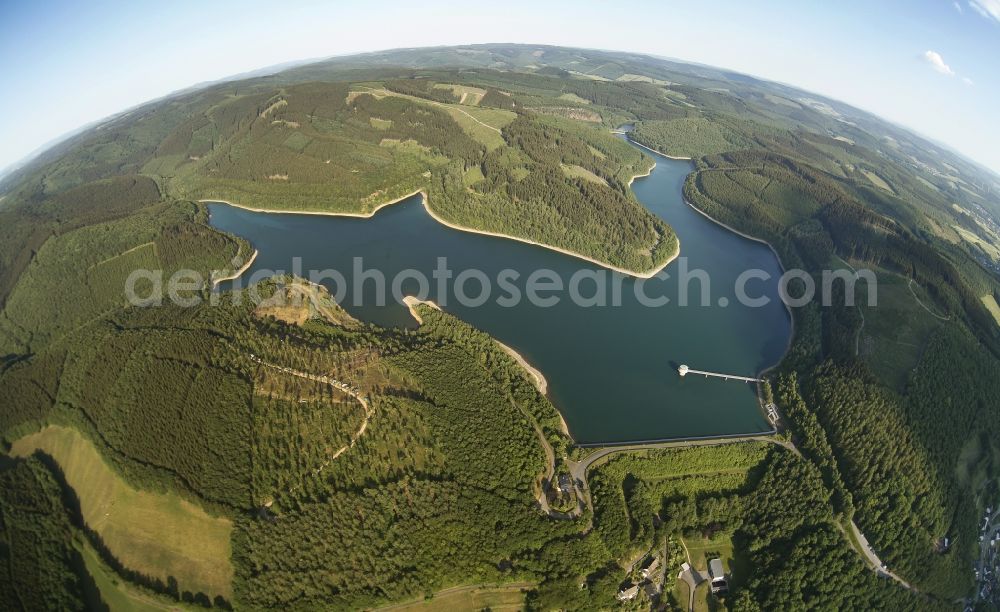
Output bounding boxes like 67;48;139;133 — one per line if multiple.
557;92;591;104
374;583;530;611
76;538;183;612
10;426;233;600
560;163;608;185
682;527;745;604
691;580;727;612
2;45;996;609
682;532;734;574
439;104;513;151
861;169;895;194
462;165;485;186
982;294;1000;326
955;225;1000;262
954;434;1000;492
673;580;691;611
434;83;487;106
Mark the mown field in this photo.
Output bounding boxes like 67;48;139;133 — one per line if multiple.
10;426;234;601
983;293;1000;326
75;538;183;612
373;583;530;612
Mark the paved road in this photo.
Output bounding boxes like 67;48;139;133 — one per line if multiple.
564;434;919;592
560;435;794;525
404;297;559;514
567;434;796;493
678;564;704;612
255;354;916;594
975;508;1000;604
847;521;912;589
677;538;702;612
514;392;556;515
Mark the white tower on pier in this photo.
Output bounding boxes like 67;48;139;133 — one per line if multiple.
678;364;689;377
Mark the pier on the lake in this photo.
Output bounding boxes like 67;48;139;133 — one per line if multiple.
677;364;760;383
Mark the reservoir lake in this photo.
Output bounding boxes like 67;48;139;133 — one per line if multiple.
209;142;792;443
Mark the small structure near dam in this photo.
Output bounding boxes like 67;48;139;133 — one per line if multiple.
677;364;760;383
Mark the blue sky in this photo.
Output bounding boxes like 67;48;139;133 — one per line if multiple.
1;0;998;174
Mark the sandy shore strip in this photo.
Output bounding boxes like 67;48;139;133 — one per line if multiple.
627;160;656;187
556;413;570;436
626;136;694;161
211;249;259;287
401;295;442;324
494;340;549;395
402;296;551;397
201;189;424;219
204;191;679;279
417;194;678;279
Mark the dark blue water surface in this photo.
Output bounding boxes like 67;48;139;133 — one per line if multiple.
210;142;790;443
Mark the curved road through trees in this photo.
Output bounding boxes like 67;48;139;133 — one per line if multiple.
561;434;914;593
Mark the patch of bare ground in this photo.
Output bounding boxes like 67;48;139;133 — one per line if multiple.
534;106;601;122
259;99;287;118
255;282;360;328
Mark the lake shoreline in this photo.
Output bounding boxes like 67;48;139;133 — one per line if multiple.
401;295;442;324
620;131;794;383
624;132;794;418
417;193;679;279
626;135;695;161
209;145;792;444
495;339;549;396
211;249;259;287
203;185;680;280
679;196;795;380
627;159;656;186
204;189;426;219
402;296;556;413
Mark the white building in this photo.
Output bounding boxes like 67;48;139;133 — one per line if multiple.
641;558;659;579
709;558;729;595
617;585;640;601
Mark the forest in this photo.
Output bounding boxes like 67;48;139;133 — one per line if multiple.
0;456;90;610
154;77;675;275
2;43;1000;610
667;78;1000;599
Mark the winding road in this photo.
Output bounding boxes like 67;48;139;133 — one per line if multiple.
846;521;912;589
249;356;373;497
907;279;951;321
565;435;797;508
403;297;558;513
562;433;915;593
